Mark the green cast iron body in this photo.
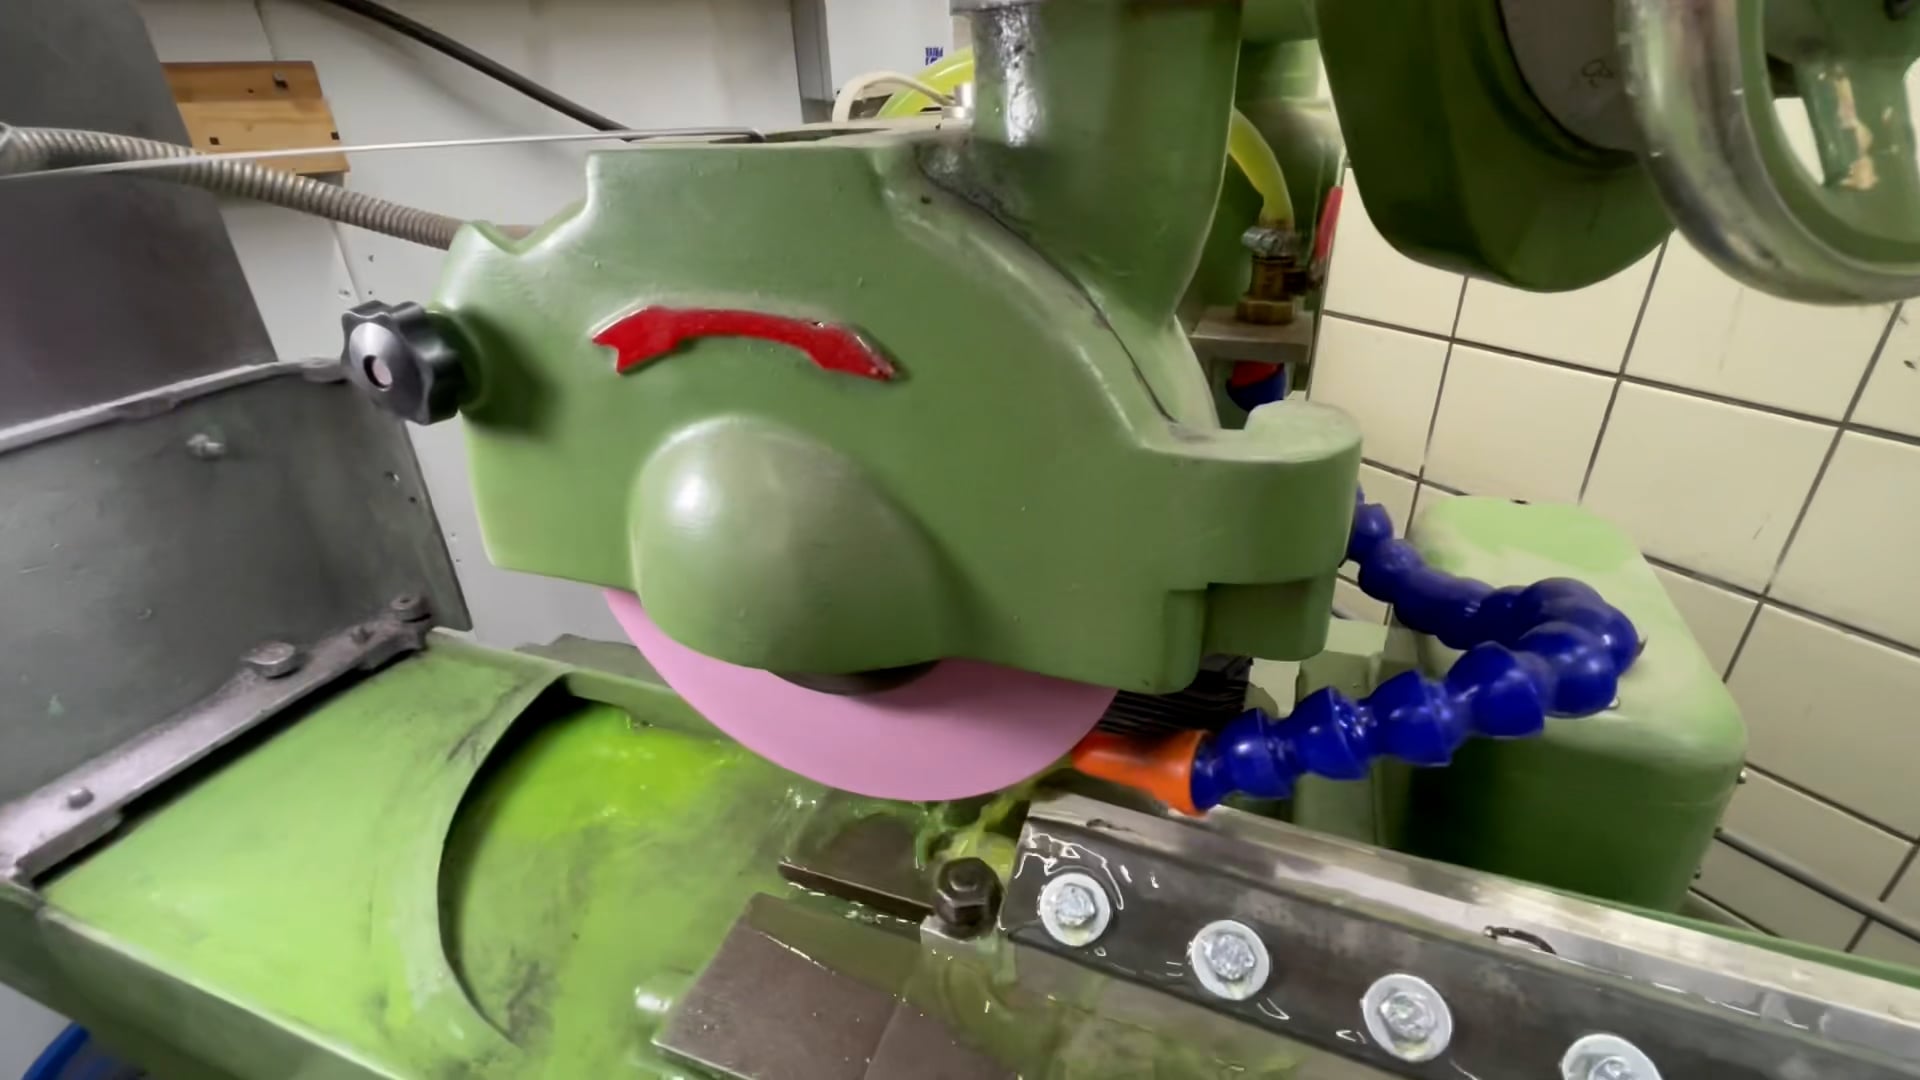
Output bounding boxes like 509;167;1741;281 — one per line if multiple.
2;632;1908;1080
1400;498;1746;910
433;0;1360;693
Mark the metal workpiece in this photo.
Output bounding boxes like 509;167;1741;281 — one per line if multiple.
341;300;466;425
1001;793;1920;1078
0;608;431;885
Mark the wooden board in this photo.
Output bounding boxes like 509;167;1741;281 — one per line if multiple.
162;61;348;176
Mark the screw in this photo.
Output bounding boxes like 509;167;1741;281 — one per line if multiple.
1051;883;1097;927
1561;1034;1661;1080
1188;920;1270;1000
185;432;226;460
389;593;431;622
1361;974;1453;1062
243;641;303;679
932;857;1002;938
1378;990;1437;1042
1590;1059;1637;1080
1037;872;1111;947
64;787;93;810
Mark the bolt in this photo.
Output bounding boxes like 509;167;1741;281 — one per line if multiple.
1378;990;1437;1043
185;432;226;460
1561;1034;1661;1080
1037;872;1111;947
1188;920;1270;1000
1361;974;1453;1062
1050;883;1097;928
64;787;93;810
389;593;431;622
1590;1058;1637;1080
932;857;1002;938
243;641;303;679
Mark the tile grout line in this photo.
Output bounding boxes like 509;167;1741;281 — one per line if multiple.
1579;242;1665;502
1742;762;1916;845
1322;307;1920;448
1755;305;1898;596
1411;279;1471;485
1848;842;1920;952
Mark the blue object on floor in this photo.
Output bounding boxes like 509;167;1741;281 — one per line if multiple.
23;1025;143;1080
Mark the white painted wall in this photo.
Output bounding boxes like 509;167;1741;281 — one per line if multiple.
822;0;953;89
138;0;805;650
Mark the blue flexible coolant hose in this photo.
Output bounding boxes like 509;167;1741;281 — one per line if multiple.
1186;488;1640;810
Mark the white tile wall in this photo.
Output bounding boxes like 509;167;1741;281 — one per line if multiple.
1772;433;1920;651
1583;385;1830;590
1314;171;1920;966
1332;577;1389;625
1308;317;1447;474
1728;608;1920;836
1857;925;1920;967
1627;238;1893;419
1455;250;1658;372
1696;842;1866;950
1854;308;1920;438
1323;175;1464;335
1425;345;1611;503
1720;772;1907;900
1650;566;1756;676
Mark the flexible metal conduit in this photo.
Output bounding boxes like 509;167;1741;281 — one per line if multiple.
0;125;463;249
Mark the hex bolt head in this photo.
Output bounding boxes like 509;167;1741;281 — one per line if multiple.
1561;1034;1661;1080
243;641;303;679
931;857;1002;938
1361;974;1453;1063
185;432;226;460
1037;872;1111;947
1189;920;1271;1000
389;593;432;622
64;787;93;810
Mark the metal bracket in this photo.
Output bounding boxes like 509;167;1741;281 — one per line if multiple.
1187;306;1313;367
1003;793;1920;1079
0;601;431;885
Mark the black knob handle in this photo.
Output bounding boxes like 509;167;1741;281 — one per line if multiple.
341;300;464;426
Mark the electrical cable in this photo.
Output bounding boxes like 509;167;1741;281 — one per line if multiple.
0;124;463;248
832;71;955;124
302;0;630;134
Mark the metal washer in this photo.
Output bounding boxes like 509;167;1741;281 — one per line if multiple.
1187;919;1271;1001
1561;1033;1662;1080
1037;871;1112;947
1360;972;1454;1063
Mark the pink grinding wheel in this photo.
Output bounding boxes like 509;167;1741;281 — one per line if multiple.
606;591;1117;800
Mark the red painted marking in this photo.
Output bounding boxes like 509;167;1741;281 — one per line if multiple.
593;306;895;381
1228;361;1281;388
1312;185;1344;268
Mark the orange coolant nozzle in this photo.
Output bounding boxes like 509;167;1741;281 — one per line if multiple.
1069;729;1205;816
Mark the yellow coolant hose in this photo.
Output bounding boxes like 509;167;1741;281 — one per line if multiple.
879;49;1294;229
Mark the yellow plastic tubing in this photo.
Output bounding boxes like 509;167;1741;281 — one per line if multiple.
879;49;1294;228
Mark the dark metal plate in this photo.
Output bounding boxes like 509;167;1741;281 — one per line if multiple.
1003;794;1920;1079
